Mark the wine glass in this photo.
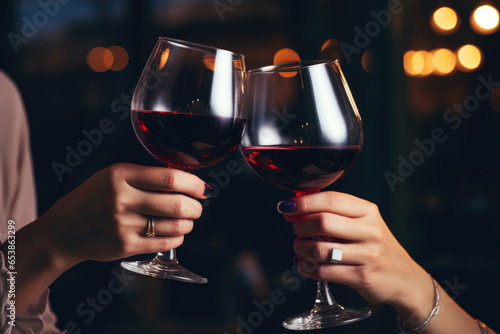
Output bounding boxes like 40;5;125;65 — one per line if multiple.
240;60;371;329
120;37;246;283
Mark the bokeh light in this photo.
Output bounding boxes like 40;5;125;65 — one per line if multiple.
320;38;342;62
203;54;244;72
361;50;373;73
404;51;418;76
431;7;459;34
456;44;482;71
470;5;500;34
405;49;458;77
418;51;434;76
412;51;425;75
404;50;433;77
87;47;113;72
273;48;300;65
203;54;215;71
87;46;129;72
108;46;129;71
273;48;300;78
159;48;170;70
431;48;456;75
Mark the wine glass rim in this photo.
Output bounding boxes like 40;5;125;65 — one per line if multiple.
249;59;339;74
158;37;245;59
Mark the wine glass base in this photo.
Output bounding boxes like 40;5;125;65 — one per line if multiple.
120;258;208;284
282;305;372;330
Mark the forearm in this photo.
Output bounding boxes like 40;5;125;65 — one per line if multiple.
0;217;76;315
394;274;496;334
422;283;493;334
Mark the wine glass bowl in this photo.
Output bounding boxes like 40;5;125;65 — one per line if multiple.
240;60;371;329
121;37;246;283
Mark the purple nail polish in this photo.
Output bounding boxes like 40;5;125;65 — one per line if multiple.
204;183;214;197
277;200;296;213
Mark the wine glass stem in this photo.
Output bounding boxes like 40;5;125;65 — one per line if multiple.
157;249;178;262
314;280;338;309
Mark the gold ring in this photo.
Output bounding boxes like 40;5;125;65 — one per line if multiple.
145;216;155;237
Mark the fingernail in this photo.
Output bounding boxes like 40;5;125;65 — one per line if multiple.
277;200;296;213
204;183;214;198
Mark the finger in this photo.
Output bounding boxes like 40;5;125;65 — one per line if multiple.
136;216;194;236
129;234;186;255
292;213;370;241
132;190;203;219
153;217;194;236
118;163;211;199
280;191;376;218
296;257;362;286
293;238;364;265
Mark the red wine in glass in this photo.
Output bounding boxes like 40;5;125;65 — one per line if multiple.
133;110;246;170
240;145;361;195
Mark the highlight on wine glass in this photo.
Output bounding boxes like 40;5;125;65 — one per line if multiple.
240;59;371;329
120;37;246;283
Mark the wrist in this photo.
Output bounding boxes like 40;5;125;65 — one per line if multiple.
389;266;436;328
398;276;440;333
22;215;80;275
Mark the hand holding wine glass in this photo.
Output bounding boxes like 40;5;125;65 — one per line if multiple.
3;162;208;315
240;60;371;329
121;37;246;283
279;192;500;334
279;191;434;307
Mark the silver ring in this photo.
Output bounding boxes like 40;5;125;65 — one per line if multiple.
329;248;343;263
145;216;155;237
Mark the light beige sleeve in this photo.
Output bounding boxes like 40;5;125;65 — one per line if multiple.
0;70;63;333
0;70;37;238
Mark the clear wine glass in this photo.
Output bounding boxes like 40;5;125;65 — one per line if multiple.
240;60;371;329
120;37;246;283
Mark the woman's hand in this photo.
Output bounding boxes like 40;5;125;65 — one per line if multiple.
3;162;210;315
36;163;211;270
279;192;434;315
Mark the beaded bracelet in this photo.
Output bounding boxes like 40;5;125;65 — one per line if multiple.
398;275;440;333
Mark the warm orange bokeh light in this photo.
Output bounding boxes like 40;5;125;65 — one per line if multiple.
470;5;500;34
87;47;113;72
361;50;372;73
417;51;434;76
273;48;300;78
159;48;170;70
202;54;215;71
203;54;244;72
431;48;456;75
412;51;425;74
108;46;129;71
456;45;482;71
404;51;418;76
320;39;337;52
432;7;459;33
273;48;300;65
320;38;342;62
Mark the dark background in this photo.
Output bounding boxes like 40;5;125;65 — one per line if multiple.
1;0;499;333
